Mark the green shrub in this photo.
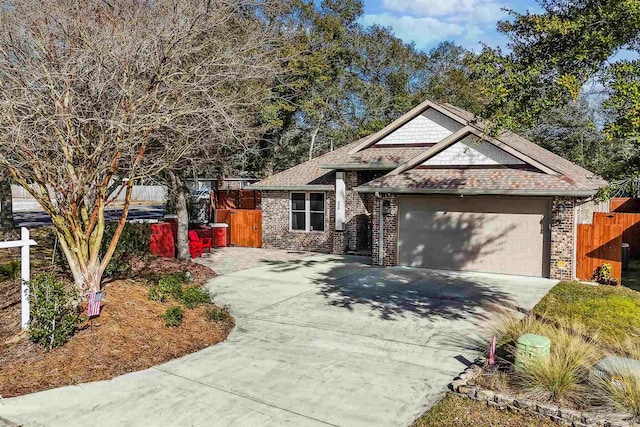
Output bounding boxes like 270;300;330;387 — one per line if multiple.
181;287;210;309
0;260;20;279
147;273;186;303
28;273;80;351
160;306;184;327
206;305;230;322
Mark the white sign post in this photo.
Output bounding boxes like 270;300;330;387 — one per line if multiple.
0;227;37;330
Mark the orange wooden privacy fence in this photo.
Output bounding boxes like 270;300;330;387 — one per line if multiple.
576;223;622;282
214;209;262;248
610;198;640;213
593;212;640;258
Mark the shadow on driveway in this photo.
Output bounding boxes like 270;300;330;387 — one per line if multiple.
261;257;520;322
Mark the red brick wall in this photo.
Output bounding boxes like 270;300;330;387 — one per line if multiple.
550;196;576;280
261;190;335;253
371;194;398;266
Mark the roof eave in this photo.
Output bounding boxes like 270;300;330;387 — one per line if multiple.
249;184;334;191
318;163;398;170
354;186;598;197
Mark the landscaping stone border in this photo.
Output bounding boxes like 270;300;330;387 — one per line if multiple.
448;358;636;427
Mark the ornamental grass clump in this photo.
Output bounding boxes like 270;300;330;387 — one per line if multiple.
512;320;603;406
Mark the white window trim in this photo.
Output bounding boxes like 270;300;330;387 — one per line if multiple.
289;192;326;232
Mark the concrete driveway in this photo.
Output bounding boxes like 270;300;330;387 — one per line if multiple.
0;250;557;427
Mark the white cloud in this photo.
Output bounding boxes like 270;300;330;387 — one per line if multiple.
360;13;465;49
381;0;506;20
360;12;502;51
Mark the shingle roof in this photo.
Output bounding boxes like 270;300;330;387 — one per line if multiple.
320;146;426;168
357;166;582;194
251;141;359;189
252;99;607;194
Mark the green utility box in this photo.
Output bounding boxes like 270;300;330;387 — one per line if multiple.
515;333;551;371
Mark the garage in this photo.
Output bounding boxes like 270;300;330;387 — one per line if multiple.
397;196;551;277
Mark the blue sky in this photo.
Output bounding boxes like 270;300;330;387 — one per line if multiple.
360;0;539;52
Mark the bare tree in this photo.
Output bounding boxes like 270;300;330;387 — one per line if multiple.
0;0;286;293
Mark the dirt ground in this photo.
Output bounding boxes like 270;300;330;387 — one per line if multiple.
0;240;234;398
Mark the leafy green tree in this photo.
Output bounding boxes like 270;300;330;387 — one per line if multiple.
474;0;640;126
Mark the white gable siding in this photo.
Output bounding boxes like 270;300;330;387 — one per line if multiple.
375;108;463;146
422;135;525;166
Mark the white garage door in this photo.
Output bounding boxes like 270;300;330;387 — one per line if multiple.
398;196;551;277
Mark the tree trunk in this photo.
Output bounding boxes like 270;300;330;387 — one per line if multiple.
309;124;320;161
168;171;190;260
0;176;14;237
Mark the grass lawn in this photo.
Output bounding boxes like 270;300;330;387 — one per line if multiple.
413;394;557;427
533;280;640;343
417;280;640;425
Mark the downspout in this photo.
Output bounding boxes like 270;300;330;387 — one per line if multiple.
378;197;384;266
572;200;578;280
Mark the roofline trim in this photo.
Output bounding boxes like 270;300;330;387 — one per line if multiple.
467;127;560;176
318;163;398;170
347;100;469;155
249;185;334;191
390;126;475;175
354;186;597;197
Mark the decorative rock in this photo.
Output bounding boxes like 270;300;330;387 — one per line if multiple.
450;379;465;392
476;389;495;402
514;397;536;411
466;387;477;399
457;385;471;395
581;415;603;426
494;393;513;406
536;403;559;417
558;408;582;422
551;416;573;426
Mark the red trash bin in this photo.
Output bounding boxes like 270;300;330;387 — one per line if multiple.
149;222;175;258
212;223;228;248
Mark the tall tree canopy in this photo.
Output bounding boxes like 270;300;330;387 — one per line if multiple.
473;0;640;182
0;0;286;293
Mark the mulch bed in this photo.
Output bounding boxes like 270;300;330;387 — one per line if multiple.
0;256;234;398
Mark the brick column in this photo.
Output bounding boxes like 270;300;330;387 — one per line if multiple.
372;194;398;266
550;196;575;280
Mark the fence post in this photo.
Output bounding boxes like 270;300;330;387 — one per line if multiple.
21;227;31;330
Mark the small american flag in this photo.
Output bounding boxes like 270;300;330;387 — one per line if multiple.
87;291;103;317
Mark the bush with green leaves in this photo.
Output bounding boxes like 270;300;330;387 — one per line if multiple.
28;273;80;351
147;272;189;303
160;306;184;327
0;260;20;280
206;305;230;322
101;222;152;279
180;286;210;309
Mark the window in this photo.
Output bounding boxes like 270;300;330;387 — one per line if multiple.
290;192;325;232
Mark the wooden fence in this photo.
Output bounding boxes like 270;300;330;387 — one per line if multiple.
576;223;622;282
610;198;640;213
214;209;262;248
212;190;261;210
593;212;640;258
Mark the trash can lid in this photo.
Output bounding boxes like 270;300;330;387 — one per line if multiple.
517;333;551;347
622;243;630;248
211;223;229;228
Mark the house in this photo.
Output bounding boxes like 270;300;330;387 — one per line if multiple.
251;100;607;280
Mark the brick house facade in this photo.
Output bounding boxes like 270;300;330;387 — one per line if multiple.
254;99;606;281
